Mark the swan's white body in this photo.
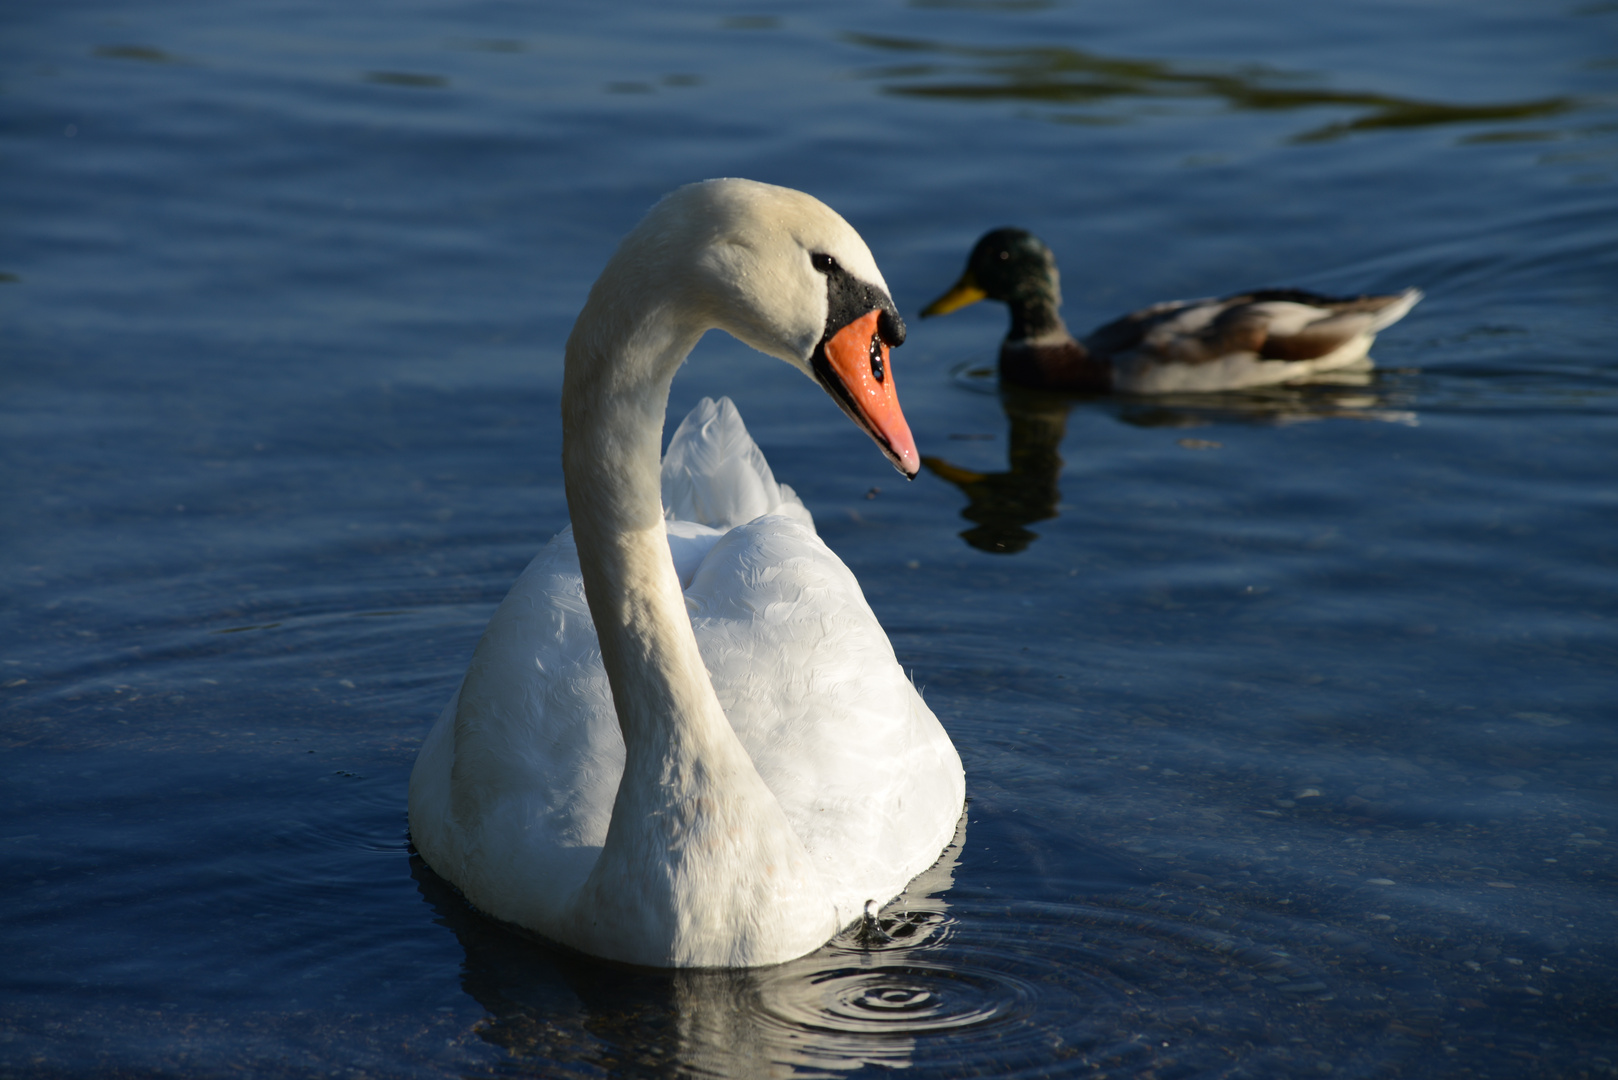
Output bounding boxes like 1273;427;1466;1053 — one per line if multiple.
409;180;965;968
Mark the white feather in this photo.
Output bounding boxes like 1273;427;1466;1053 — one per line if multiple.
409;180;963;969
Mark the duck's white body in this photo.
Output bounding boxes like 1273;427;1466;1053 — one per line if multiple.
1107;289;1424;394
409;180;965;968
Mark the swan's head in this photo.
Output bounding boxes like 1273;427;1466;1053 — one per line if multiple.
626;179;918;478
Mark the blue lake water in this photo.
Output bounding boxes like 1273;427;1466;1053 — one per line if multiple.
3;0;1616;1076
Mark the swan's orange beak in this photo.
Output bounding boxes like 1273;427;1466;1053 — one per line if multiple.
812;309;919;479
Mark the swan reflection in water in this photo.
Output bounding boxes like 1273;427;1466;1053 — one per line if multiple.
925;364;1416;554
412;814;973;1078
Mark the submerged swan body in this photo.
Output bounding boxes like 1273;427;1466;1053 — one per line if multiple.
409;180;965;968
923;228;1422;394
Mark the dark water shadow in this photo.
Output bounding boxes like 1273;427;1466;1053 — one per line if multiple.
845;33;1575;142
362;71;450;89
410;816;976;1078
927;369;1418;553
92;44;186;64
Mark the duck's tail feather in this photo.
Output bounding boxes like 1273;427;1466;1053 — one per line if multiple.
1370;287;1424;332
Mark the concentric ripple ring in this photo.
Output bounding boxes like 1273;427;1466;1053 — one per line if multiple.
757;962;1035;1036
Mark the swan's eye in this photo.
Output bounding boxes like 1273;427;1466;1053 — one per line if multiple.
810;253;837;274
868;333;885;383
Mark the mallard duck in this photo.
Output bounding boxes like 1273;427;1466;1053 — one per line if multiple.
921;228;1422;394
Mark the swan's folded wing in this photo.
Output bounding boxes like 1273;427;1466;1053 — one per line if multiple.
662;396;815;533
683;514;965;926
410;527;625;928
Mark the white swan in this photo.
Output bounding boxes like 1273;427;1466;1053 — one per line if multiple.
409;179;966;968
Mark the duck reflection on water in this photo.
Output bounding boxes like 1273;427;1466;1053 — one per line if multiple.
410;813;968;1078
925;372;1416;555
923;385;1074;555
1108;362;1419;430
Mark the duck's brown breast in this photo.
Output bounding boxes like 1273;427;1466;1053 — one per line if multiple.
1000;340;1111;392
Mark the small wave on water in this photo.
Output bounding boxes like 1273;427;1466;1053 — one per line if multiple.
407;812;1433;1079
761;961;1025;1034
743;956;1041;1072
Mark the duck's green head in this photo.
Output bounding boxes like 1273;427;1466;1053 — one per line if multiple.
921;229;1063;339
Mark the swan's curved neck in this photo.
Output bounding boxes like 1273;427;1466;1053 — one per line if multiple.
556;253;835;965
561;275;714;763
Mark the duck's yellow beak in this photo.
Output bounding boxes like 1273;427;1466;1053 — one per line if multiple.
920;269;987;318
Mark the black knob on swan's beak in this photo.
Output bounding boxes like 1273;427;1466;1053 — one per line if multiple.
878;307;906;348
